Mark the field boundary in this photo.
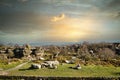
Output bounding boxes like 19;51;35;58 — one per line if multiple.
0;76;120;80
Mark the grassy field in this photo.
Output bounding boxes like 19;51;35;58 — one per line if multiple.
8;62;120;77
0;61;22;70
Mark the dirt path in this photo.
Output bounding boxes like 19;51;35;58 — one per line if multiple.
0;61;30;75
5;61;29;72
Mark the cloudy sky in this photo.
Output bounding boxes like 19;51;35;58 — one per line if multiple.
0;0;120;44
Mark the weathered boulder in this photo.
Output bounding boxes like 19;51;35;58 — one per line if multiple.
52;64;58;69
49;64;57;69
77;66;81;69
65;60;75;64
41;60;59;69
44;60;59;65
39;57;45;60
73;64;81;70
30;64;41;69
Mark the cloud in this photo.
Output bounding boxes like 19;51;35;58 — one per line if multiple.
116;12;120;18
105;0;120;19
0;12;51;34
108;0;120;7
0;2;12;7
0;0;29;8
98;0;120;12
51;13;65;22
18;0;28;2
42;16;103;42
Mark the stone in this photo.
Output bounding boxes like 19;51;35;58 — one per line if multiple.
30;64;41;69
44;60;59;65
73;64;81;70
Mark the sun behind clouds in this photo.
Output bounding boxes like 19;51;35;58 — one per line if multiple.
44;14;102;42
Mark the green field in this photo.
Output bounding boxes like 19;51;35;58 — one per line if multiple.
8;62;120;77
0;61;22;70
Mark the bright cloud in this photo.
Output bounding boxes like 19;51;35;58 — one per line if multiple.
42;15;103;42
51;13;65;22
18;0;28;2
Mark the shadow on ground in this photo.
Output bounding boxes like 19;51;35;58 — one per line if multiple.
19;67;38;71
113;72;120;76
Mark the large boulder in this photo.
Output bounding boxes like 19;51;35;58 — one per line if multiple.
41;60;59;69
39;57;45;60
44;60;59;65
49;64;57;69
65;60;75;64
30;64;41;69
73;64;81;70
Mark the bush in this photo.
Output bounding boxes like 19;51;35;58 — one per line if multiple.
98;48;115;60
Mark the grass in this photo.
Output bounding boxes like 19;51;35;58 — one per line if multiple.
0;60;22;70
8;62;120;77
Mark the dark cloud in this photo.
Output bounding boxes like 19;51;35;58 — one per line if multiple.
0;0;29;4
0;0;17;6
89;0;120;19
104;0;120;11
0;0;29;8
0;2;12;7
104;0;120;16
116;12;120;17
108;0;120;7
0;12;51;34
18;0;29;2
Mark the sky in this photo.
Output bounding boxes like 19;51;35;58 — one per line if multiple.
0;0;120;44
